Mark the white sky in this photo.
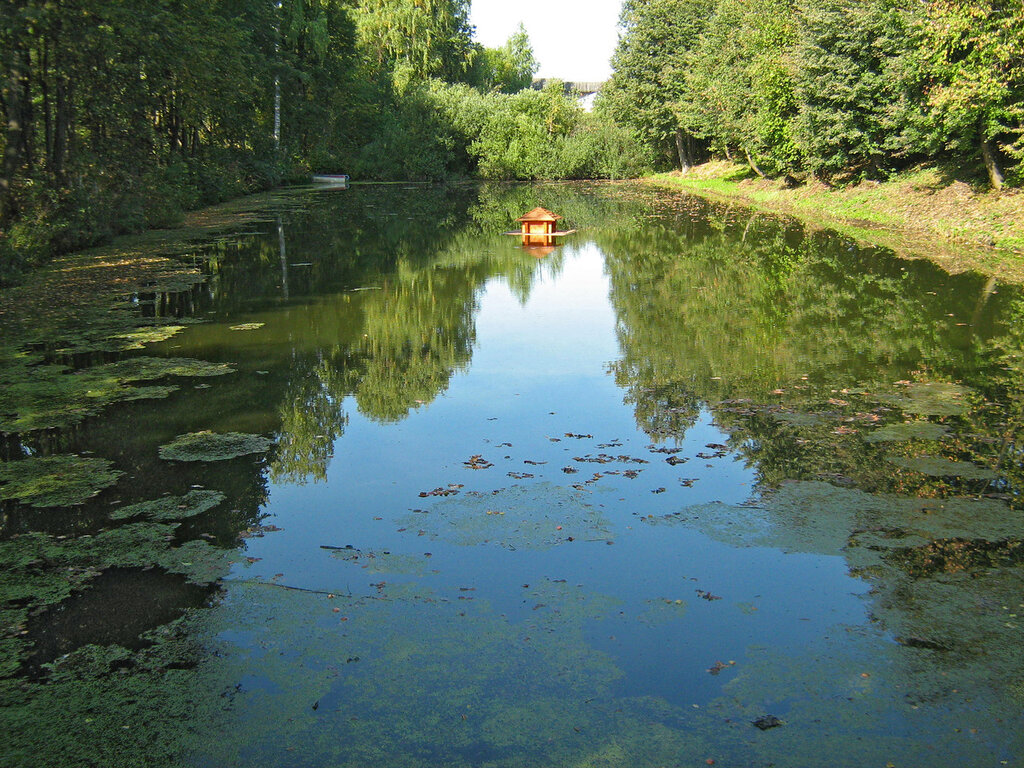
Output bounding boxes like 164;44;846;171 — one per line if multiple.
469;0;624;82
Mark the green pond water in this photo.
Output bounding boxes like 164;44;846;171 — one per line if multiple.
2;181;1024;767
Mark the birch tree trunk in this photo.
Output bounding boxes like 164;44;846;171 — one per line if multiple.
675;128;691;175
981;133;1004;192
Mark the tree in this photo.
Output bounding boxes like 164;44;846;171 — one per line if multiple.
915;0;1024;190
469;23;539;94
681;0;800;176
794;0;918;181
602;0;716;172
352;0;474;83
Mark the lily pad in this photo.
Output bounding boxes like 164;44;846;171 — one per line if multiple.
0;455;123;508
158;431;274;462
229;322;265;331
110;489;227;521
887;456;998;480
864;421;949;443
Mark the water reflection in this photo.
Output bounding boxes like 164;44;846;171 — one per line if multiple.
4;181;1024;766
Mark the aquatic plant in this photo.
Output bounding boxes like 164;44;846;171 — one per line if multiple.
110;490;227;521
887;455;998;480
0;455;123;507
158;431;274;462
0;354;232;434
863;421;948;443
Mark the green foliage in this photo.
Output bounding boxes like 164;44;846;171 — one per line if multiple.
353;81;472;180
351;79;649;182
913;0;1024;188
682;0;801;175
794;0;919;180
602;0;1020;187
468;23;539;94
602;0;716;168
352;0;474;82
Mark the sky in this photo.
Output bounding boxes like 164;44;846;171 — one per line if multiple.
468;0;624;83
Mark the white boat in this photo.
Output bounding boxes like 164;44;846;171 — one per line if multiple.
311;174;349;187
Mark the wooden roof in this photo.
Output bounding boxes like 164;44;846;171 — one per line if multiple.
517;207;562;223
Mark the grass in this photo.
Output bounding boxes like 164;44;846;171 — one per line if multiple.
645;162;1024;280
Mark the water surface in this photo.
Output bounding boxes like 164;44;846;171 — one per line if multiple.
3;182;1024;767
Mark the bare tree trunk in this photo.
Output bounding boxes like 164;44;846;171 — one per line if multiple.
744;148;765;178
742;213;757;242
1;49;28;218
52;77;69;178
40;43;52;168
675;128;691;175
981;133;1004;192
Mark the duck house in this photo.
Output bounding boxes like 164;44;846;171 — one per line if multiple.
518;207;561;235
507;207;577;248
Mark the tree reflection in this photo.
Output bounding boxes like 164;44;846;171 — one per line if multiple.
271;360;348;485
602;198;1024;502
264;185;596;481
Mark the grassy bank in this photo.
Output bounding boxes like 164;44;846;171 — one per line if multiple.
644;163;1024;280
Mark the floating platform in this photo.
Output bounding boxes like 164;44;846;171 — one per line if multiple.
311;174;350;187
503;229;577;238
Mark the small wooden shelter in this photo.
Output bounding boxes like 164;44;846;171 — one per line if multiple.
506;207;577;251
517;207;562;236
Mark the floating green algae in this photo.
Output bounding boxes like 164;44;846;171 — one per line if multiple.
401;482;612;550
863;420;949;443
770;411;825;427
110;490;227;522
887;537;1024;577
0;455;123;508
0;518;236;684
158;431;274;462
104;324;188;351
173;580;726;768
637;597;689;626
329;546;434;576
0;354;231;434
0;523;234;596
874;382;971;417
102;356;234;382
699;627;1018;768
644;480;1018;562
887;455;998;480
0;613;218;768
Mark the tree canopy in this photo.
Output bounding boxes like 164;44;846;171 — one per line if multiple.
603;0;1024;187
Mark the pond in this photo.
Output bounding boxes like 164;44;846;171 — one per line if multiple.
2;181;1023;767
